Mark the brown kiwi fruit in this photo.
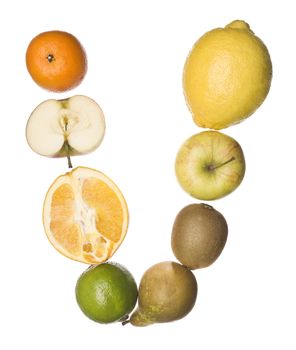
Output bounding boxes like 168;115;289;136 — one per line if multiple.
171;203;228;269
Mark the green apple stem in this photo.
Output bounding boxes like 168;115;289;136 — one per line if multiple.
64;141;73;168
64;120;73;169
208;156;235;171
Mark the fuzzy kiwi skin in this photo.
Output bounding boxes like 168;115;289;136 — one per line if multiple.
171;204;228;269
129;261;197;326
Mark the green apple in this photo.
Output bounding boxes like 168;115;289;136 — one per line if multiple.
175;131;245;200
26;95;105;168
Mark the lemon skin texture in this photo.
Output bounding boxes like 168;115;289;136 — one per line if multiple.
183;20;272;130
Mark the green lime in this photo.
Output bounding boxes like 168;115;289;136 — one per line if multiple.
75;262;138;323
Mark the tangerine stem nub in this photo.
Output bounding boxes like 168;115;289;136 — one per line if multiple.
47;54;55;63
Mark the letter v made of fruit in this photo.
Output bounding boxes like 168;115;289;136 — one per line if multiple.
25;20;272;327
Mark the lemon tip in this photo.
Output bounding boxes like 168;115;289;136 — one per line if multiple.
225;20;252;32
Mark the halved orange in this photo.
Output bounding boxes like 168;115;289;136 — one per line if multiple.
43;166;129;264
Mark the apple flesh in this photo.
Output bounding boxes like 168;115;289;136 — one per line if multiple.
26;95;105;167
175;131;245;200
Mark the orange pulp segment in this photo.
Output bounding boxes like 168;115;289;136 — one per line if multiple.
43;167;129;263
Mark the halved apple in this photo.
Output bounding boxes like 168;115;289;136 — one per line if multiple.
26;95;105;167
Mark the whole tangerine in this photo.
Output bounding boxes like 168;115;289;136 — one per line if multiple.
26;30;87;92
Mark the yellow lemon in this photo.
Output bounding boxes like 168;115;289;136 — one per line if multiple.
183;20;272;130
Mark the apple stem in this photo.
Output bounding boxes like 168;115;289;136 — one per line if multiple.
67;152;73;169
64;140;73;169
208;156;235;171
64;120;73;169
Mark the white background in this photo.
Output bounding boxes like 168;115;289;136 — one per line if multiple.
1;0;295;349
